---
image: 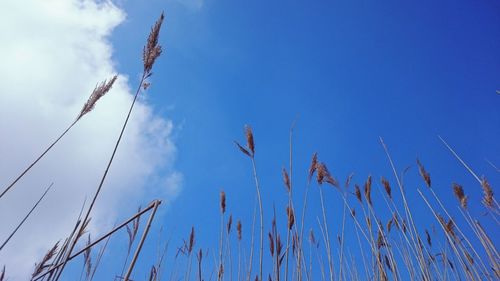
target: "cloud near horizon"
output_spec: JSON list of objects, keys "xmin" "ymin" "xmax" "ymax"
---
[{"xmin": 0, "ymin": 0, "xmax": 181, "ymax": 278}]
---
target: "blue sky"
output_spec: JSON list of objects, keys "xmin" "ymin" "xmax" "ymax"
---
[
  {"xmin": 93, "ymin": 0, "xmax": 500, "ymax": 279},
  {"xmin": 0, "ymin": 0, "xmax": 498, "ymax": 280}
]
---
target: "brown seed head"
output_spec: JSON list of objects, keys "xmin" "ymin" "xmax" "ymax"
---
[
  {"xmin": 446, "ymin": 219, "xmax": 456, "ymax": 239},
  {"xmin": 282, "ymin": 168, "xmax": 291, "ymax": 192},
  {"xmin": 276, "ymin": 234, "xmax": 283, "ymax": 256},
  {"xmin": 188, "ymin": 226, "xmax": 195, "ymax": 253},
  {"xmin": 425, "ymin": 229, "xmax": 432, "ymax": 247},
  {"xmin": 387, "ymin": 218, "xmax": 393, "ymax": 233},
  {"xmin": 77, "ymin": 75, "xmax": 117, "ymax": 120},
  {"xmin": 220, "ymin": 191, "xmax": 226, "ymax": 214},
  {"xmin": 268, "ymin": 232, "xmax": 274, "ymax": 256},
  {"xmin": 381, "ymin": 177, "xmax": 392, "ymax": 199},
  {"xmin": 245, "ymin": 126, "xmax": 255, "ymax": 155},
  {"xmin": 32, "ymin": 241, "xmax": 60, "ymax": 278},
  {"xmin": 377, "ymin": 229, "xmax": 385, "ymax": 249},
  {"xmin": 286, "ymin": 206, "xmax": 295, "ymax": 230},
  {"xmin": 452, "ymin": 183, "xmax": 468, "ymax": 209},
  {"xmin": 417, "ymin": 159, "xmax": 431, "ymax": 188},
  {"xmin": 481, "ymin": 177, "xmax": 494, "ymax": 209},
  {"xmin": 227, "ymin": 215, "xmax": 233, "ymax": 234},
  {"xmin": 354, "ymin": 184, "xmax": 362, "ymax": 203},
  {"xmin": 364, "ymin": 175, "xmax": 373, "ymax": 206},
  {"xmin": 237, "ymin": 220, "xmax": 242, "ymax": 241},
  {"xmin": 308, "ymin": 153, "xmax": 318, "ymax": 183},
  {"xmin": 315, "ymin": 162, "xmax": 339, "ymax": 187},
  {"xmin": 143, "ymin": 12, "xmax": 165, "ymax": 74}
]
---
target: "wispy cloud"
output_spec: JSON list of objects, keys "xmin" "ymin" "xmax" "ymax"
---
[
  {"xmin": 0, "ymin": 0, "xmax": 180, "ymax": 278},
  {"xmin": 173, "ymin": 0, "xmax": 204, "ymax": 11}
]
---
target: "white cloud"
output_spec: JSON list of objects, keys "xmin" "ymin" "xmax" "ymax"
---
[{"xmin": 0, "ymin": 0, "xmax": 180, "ymax": 278}]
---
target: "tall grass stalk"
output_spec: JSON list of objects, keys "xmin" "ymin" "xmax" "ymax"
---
[
  {"xmin": 0, "ymin": 182, "xmax": 53, "ymax": 251},
  {"xmin": 55, "ymin": 13, "xmax": 165, "ymax": 279}
]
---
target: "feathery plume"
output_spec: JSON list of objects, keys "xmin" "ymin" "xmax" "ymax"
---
[
  {"xmin": 268, "ymin": 232, "xmax": 274, "ymax": 256},
  {"xmin": 245, "ymin": 126, "xmax": 255, "ymax": 155},
  {"xmin": 188, "ymin": 226, "xmax": 195, "ymax": 254},
  {"xmin": 77, "ymin": 75, "xmax": 117, "ymax": 120},
  {"xmin": 354, "ymin": 184, "xmax": 362, "ymax": 203},
  {"xmin": 452, "ymin": 183, "xmax": 468, "ymax": 209},
  {"xmin": 282, "ymin": 168, "xmax": 291, "ymax": 192},
  {"xmin": 425, "ymin": 229, "xmax": 432, "ymax": 247},
  {"xmin": 32, "ymin": 241, "xmax": 59, "ymax": 278},
  {"xmin": 417, "ymin": 159, "xmax": 431, "ymax": 188},
  {"xmin": 227, "ymin": 215, "xmax": 233, "ymax": 234},
  {"xmin": 481, "ymin": 177, "xmax": 494, "ymax": 209},
  {"xmin": 364, "ymin": 175, "xmax": 373, "ymax": 206},
  {"xmin": 308, "ymin": 153, "xmax": 318, "ymax": 183},
  {"xmin": 316, "ymin": 162, "xmax": 338, "ymax": 187},
  {"xmin": 381, "ymin": 177, "xmax": 392, "ymax": 199},
  {"xmin": 286, "ymin": 206, "xmax": 295, "ymax": 230},
  {"xmin": 237, "ymin": 220, "xmax": 242, "ymax": 241},
  {"xmin": 220, "ymin": 191, "xmax": 226, "ymax": 214},
  {"xmin": 143, "ymin": 12, "xmax": 165, "ymax": 75}
]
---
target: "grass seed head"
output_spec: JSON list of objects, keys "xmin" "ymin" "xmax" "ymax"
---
[
  {"xmin": 381, "ymin": 177, "xmax": 392, "ymax": 199},
  {"xmin": 227, "ymin": 215, "xmax": 233, "ymax": 234},
  {"xmin": 308, "ymin": 153, "xmax": 318, "ymax": 183},
  {"xmin": 220, "ymin": 191, "xmax": 226, "ymax": 214},
  {"xmin": 32, "ymin": 241, "xmax": 59, "ymax": 278},
  {"xmin": 143, "ymin": 12, "xmax": 164, "ymax": 74},
  {"xmin": 245, "ymin": 126, "xmax": 255, "ymax": 155},
  {"xmin": 425, "ymin": 229, "xmax": 432, "ymax": 247},
  {"xmin": 282, "ymin": 168, "xmax": 291, "ymax": 192},
  {"xmin": 481, "ymin": 177, "xmax": 494, "ymax": 209},
  {"xmin": 417, "ymin": 159, "xmax": 431, "ymax": 188},
  {"xmin": 77, "ymin": 75, "xmax": 117, "ymax": 121},
  {"xmin": 364, "ymin": 175, "xmax": 373, "ymax": 206},
  {"xmin": 452, "ymin": 183, "xmax": 468, "ymax": 209},
  {"xmin": 286, "ymin": 206, "xmax": 295, "ymax": 230},
  {"xmin": 188, "ymin": 226, "xmax": 195, "ymax": 254},
  {"xmin": 354, "ymin": 184, "xmax": 362, "ymax": 203},
  {"xmin": 237, "ymin": 220, "xmax": 242, "ymax": 241},
  {"xmin": 268, "ymin": 232, "xmax": 274, "ymax": 256}
]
